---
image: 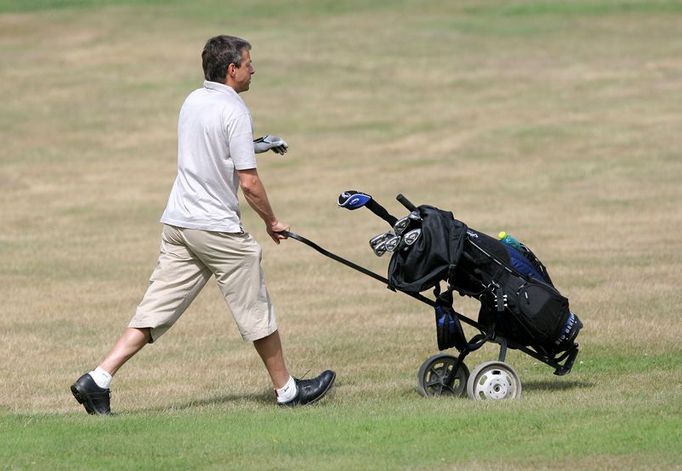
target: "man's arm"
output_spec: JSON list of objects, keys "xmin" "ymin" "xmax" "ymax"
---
[{"xmin": 238, "ymin": 168, "xmax": 289, "ymax": 244}]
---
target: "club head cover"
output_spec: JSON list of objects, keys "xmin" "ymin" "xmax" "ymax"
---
[{"xmin": 338, "ymin": 190, "xmax": 372, "ymax": 210}]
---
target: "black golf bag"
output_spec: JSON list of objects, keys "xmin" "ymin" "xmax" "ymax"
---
[{"xmin": 387, "ymin": 205, "xmax": 582, "ymax": 357}]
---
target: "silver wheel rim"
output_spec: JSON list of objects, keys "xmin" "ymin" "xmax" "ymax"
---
[{"xmin": 466, "ymin": 361, "xmax": 522, "ymax": 400}]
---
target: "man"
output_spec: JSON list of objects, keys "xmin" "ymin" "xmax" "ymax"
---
[{"xmin": 70, "ymin": 35, "xmax": 335, "ymax": 415}]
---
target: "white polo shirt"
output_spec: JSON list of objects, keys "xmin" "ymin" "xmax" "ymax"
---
[{"xmin": 160, "ymin": 81, "xmax": 257, "ymax": 233}]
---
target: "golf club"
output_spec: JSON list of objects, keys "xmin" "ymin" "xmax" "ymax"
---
[
  {"xmin": 338, "ymin": 190, "xmax": 398, "ymax": 226},
  {"xmin": 402, "ymin": 228, "xmax": 422, "ymax": 246},
  {"xmin": 393, "ymin": 216, "xmax": 410, "ymax": 236},
  {"xmin": 384, "ymin": 234, "xmax": 402, "ymax": 252},
  {"xmin": 369, "ymin": 232, "xmax": 392, "ymax": 257}
]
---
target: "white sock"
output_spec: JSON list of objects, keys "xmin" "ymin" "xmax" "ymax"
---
[
  {"xmin": 88, "ymin": 367, "xmax": 112, "ymax": 389},
  {"xmin": 275, "ymin": 376, "xmax": 297, "ymax": 403}
]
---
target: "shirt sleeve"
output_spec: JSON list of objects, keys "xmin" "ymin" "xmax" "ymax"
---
[{"xmin": 226, "ymin": 111, "xmax": 257, "ymax": 170}]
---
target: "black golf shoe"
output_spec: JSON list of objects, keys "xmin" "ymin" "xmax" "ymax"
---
[
  {"xmin": 70, "ymin": 373, "xmax": 111, "ymax": 415},
  {"xmin": 279, "ymin": 370, "xmax": 336, "ymax": 407}
]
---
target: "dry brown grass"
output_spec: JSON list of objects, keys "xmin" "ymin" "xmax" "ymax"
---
[{"xmin": 1, "ymin": 2, "xmax": 681, "ymax": 423}]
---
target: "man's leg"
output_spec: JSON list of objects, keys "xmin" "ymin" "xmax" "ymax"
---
[
  {"xmin": 253, "ymin": 328, "xmax": 336, "ymax": 407},
  {"xmin": 253, "ymin": 330, "xmax": 289, "ymax": 389},
  {"xmin": 71, "ymin": 328, "xmax": 151, "ymax": 415},
  {"xmin": 99, "ymin": 327, "xmax": 151, "ymax": 376},
  {"xmin": 71, "ymin": 225, "xmax": 211, "ymax": 415},
  {"xmin": 187, "ymin": 229, "xmax": 336, "ymax": 406}
]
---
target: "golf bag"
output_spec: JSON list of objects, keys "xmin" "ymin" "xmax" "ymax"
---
[{"xmin": 388, "ymin": 205, "xmax": 582, "ymax": 356}]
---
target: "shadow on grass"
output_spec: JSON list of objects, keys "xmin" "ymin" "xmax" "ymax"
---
[
  {"xmin": 124, "ymin": 390, "xmax": 275, "ymax": 415},
  {"xmin": 522, "ymin": 380, "xmax": 594, "ymax": 392}
]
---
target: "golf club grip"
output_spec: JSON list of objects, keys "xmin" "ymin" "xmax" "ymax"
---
[{"xmin": 396, "ymin": 194, "xmax": 417, "ymax": 212}]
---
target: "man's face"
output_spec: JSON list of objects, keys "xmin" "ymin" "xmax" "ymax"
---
[{"xmin": 228, "ymin": 49, "xmax": 254, "ymax": 93}]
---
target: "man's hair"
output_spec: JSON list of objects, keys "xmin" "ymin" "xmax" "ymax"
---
[{"xmin": 202, "ymin": 35, "xmax": 251, "ymax": 83}]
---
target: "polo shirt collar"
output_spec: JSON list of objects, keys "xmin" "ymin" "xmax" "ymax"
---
[{"xmin": 204, "ymin": 80, "xmax": 237, "ymax": 95}]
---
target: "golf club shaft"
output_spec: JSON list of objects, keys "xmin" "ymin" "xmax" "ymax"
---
[{"xmin": 366, "ymin": 200, "xmax": 398, "ymax": 226}]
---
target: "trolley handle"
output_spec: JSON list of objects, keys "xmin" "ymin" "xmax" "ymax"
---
[{"xmin": 396, "ymin": 193, "xmax": 417, "ymax": 212}]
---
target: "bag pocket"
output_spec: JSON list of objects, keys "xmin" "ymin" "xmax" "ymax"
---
[{"xmin": 511, "ymin": 279, "xmax": 570, "ymax": 347}]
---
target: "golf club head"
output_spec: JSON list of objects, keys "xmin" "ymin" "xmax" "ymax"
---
[
  {"xmin": 394, "ymin": 209, "xmax": 422, "ymax": 236},
  {"xmin": 369, "ymin": 232, "xmax": 391, "ymax": 257},
  {"xmin": 408, "ymin": 210, "xmax": 422, "ymax": 222},
  {"xmin": 373, "ymin": 242, "xmax": 388, "ymax": 257},
  {"xmin": 338, "ymin": 190, "xmax": 372, "ymax": 210},
  {"xmin": 384, "ymin": 234, "xmax": 402, "ymax": 253},
  {"xmin": 402, "ymin": 228, "xmax": 422, "ymax": 246},
  {"xmin": 393, "ymin": 216, "xmax": 410, "ymax": 236}
]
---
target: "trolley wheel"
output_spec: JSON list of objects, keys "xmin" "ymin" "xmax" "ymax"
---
[
  {"xmin": 466, "ymin": 361, "xmax": 522, "ymax": 400},
  {"xmin": 416, "ymin": 353, "xmax": 469, "ymax": 398}
]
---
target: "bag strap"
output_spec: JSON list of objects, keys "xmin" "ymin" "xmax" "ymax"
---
[{"xmin": 445, "ymin": 217, "xmax": 467, "ymax": 287}]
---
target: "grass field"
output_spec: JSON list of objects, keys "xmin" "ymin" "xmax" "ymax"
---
[{"xmin": 1, "ymin": 0, "xmax": 681, "ymax": 469}]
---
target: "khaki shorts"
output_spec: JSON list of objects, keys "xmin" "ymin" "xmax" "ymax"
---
[{"xmin": 129, "ymin": 224, "xmax": 277, "ymax": 342}]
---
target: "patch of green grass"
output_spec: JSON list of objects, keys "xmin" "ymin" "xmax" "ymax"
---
[
  {"xmin": 577, "ymin": 349, "xmax": 681, "ymax": 374},
  {"xmin": 2, "ymin": 395, "xmax": 680, "ymax": 469},
  {"xmin": 0, "ymin": 0, "xmax": 178, "ymax": 13},
  {"xmin": 0, "ymin": 0, "xmax": 407, "ymax": 15},
  {"xmin": 467, "ymin": 0, "xmax": 682, "ymax": 17}
]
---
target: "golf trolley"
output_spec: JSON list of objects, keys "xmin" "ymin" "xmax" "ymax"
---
[{"xmin": 287, "ymin": 192, "xmax": 581, "ymax": 401}]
